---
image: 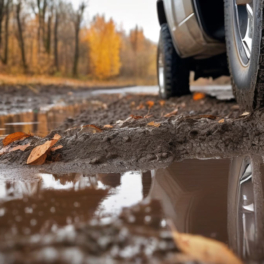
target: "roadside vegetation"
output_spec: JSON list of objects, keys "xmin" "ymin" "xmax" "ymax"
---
[{"xmin": 0, "ymin": 0, "xmax": 157, "ymax": 85}]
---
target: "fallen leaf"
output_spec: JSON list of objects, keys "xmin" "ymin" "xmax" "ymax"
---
[
  {"xmin": 147, "ymin": 121, "xmax": 161, "ymax": 128},
  {"xmin": 0, "ymin": 146, "xmax": 10, "ymax": 156},
  {"xmin": 146, "ymin": 101, "xmax": 155, "ymax": 109},
  {"xmin": 51, "ymin": 145, "xmax": 63, "ymax": 152},
  {"xmin": 144, "ymin": 114, "xmax": 153, "ymax": 119},
  {"xmin": 164, "ymin": 108, "xmax": 178, "ymax": 118},
  {"xmin": 130, "ymin": 115, "xmax": 143, "ymax": 120},
  {"xmin": 159, "ymin": 100, "xmax": 165, "ymax": 107},
  {"xmin": 130, "ymin": 101, "xmax": 136, "ymax": 107},
  {"xmin": 27, "ymin": 134, "xmax": 61, "ymax": 165},
  {"xmin": 104, "ymin": 124, "xmax": 113, "ymax": 129},
  {"xmin": 83, "ymin": 124, "xmax": 103, "ymax": 133},
  {"xmin": 3, "ymin": 132, "xmax": 32, "ymax": 146},
  {"xmin": 10, "ymin": 144, "xmax": 31, "ymax": 152},
  {"xmin": 218, "ymin": 119, "xmax": 225, "ymax": 124},
  {"xmin": 193, "ymin": 92, "xmax": 206, "ymax": 101},
  {"xmin": 168, "ymin": 221, "xmax": 242, "ymax": 264},
  {"xmin": 240, "ymin": 112, "xmax": 250, "ymax": 117},
  {"xmin": 136, "ymin": 103, "xmax": 145, "ymax": 110},
  {"xmin": 30, "ymin": 153, "xmax": 48, "ymax": 166}
]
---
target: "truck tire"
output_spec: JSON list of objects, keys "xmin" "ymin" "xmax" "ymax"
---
[
  {"xmin": 228, "ymin": 156, "xmax": 264, "ymax": 260},
  {"xmin": 157, "ymin": 24, "xmax": 190, "ymax": 99},
  {"xmin": 224, "ymin": 0, "xmax": 264, "ymax": 111}
]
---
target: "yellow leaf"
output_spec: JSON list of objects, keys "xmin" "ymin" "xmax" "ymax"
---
[{"xmin": 147, "ymin": 121, "xmax": 161, "ymax": 128}]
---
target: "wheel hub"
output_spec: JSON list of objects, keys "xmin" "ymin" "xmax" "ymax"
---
[{"xmin": 234, "ymin": 0, "xmax": 254, "ymax": 65}]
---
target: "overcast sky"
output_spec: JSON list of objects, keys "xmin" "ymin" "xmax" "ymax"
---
[{"xmin": 73, "ymin": 0, "xmax": 160, "ymax": 43}]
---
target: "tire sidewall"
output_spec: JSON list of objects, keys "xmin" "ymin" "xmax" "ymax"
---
[{"xmin": 226, "ymin": 0, "xmax": 262, "ymax": 106}]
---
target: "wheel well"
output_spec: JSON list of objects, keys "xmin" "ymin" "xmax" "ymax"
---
[
  {"xmin": 194, "ymin": 0, "xmax": 225, "ymax": 42},
  {"xmin": 157, "ymin": 0, "xmax": 167, "ymax": 25}
]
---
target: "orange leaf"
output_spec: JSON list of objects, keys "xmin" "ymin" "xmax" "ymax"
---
[
  {"xmin": 159, "ymin": 100, "xmax": 165, "ymax": 107},
  {"xmin": 104, "ymin": 124, "xmax": 113, "ymax": 129},
  {"xmin": 30, "ymin": 153, "xmax": 48, "ymax": 166},
  {"xmin": 27, "ymin": 134, "xmax": 61, "ymax": 165},
  {"xmin": 168, "ymin": 221, "xmax": 242, "ymax": 264},
  {"xmin": 130, "ymin": 115, "xmax": 143, "ymax": 120},
  {"xmin": 10, "ymin": 144, "xmax": 31, "ymax": 152},
  {"xmin": 218, "ymin": 119, "xmax": 225, "ymax": 124},
  {"xmin": 164, "ymin": 108, "xmax": 178, "ymax": 118},
  {"xmin": 147, "ymin": 121, "xmax": 161, "ymax": 128},
  {"xmin": 193, "ymin": 93, "xmax": 206, "ymax": 101},
  {"xmin": 146, "ymin": 101, "xmax": 155, "ymax": 109},
  {"xmin": 136, "ymin": 103, "xmax": 145, "ymax": 110},
  {"xmin": 51, "ymin": 145, "xmax": 63, "ymax": 152},
  {"xmin": 3, "ymin": 132, "xmax": 32, "ymax": 146},
  {"xmin": 83, "ymin": 124, "xmax": 103, "ymax": 133}
]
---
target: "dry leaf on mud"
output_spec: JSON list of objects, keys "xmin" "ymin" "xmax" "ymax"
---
[
  {"xmin": 104, "ymin": 124, "xmax": 113, "ymax": 129},
  {"xmin": 10, "ymin": 144, "xmax": 31, "ymax": 152},
  {"xmin": 164, "ymin": 108, "xmax": 178, "ymax": 118},
  {"xmin": 147, "ymin": 121, "xmax": 161, "ymax": 128},
  {"xmin": 27, "ymin": 134, "xmax": 61, "ymax": 165},
  {"xmin": 51, "ymin": 145, "xmax": 63, "ymax": 152},
  {"xmin": 231, "ymin": 105, "xmax": 240, "ymax": 110},
  {"xmin": 240, "ymin": 112, "xmax": 250, "ymax": 117},
  {"xmin": 83, "ymin": 124, "xmax": 103, "ymax": 133},
  {"xmin": 136, "ymin": 103, "xmax": 145, "ymax": 110},
  {"xmin": 193, "ymin": 92, "xmax": 206, "ymax": 101},
  {"xmin": 0, "ymin": 146, "xmax": 10, "ymax": 156},
  {"xmin": 168, "ymin": 221, "xmax": 242, "ymax": 264},
  {"xmin": 3, "ymin": 132, "xmax": 32, "ymax": 146},
  {"xmin": 144, "ymin": 114, "xmax": 153, "ymax": 119},
  {"xmin": 130, "ymin": 115, "xmax": 144, "ymax": 120},
  {"xmin": 146, "ymin": 100, "xmax": 155, "ymax": 109},
  {"xmin": 218, "ymin": 119, "xmax": 225, "ymax": 124},
  {"xmin": 159, "ymin": 100, "xmax": 165, "ymax": 107}
]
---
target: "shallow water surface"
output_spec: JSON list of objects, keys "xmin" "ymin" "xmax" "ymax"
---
[{"xmin": 0, "ymin": 156, "xmax": 263, "ymax": 262}]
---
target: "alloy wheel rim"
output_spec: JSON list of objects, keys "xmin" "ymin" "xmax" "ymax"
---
[{"xmin": 234, "ymin": 0, "xmax": 254, "ymax": 65}]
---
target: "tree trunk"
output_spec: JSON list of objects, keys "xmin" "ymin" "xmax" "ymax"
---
[
  {"xmin": 72, "ymin": 23, "xmax": 80, "ymax": 76},
  {"xmin": 3, "ymin": 0, "xmax": 10, "ymax": 65},
  {"xmin": 0, "ymin": 0, "xmax": 5, "ymax": 49},
  {"xmin": 16, "ymin": 1, "xmax": 27, "ymax": 72},
  {"xmin": 46, "ymin": 13, "xmax": 52, "ymax": 54},
  {"xmin": 72, "ymin": 3, "xmax": 86, "ymax": 77},
  {"xmin": 54, "ymin": 10, "xmax": 59, "ymax": 71}
]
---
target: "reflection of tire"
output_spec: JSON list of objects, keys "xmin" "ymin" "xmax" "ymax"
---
[
  {"xmin": 157, "ymin": 24, "xmax": 190, "ymax": 99},
  {"xmin": 228, "ymin": 156, "xmax": 264, "ymax": 260},
  {"xmin": 224, "ymin": 0, "xmax": 264, "ymax": 111}
]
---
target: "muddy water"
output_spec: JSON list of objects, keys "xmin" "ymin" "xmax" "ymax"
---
[
  {"xmin": 0, "ymin": 103, "xmax": 89, "ymax": 138},
  {"xmin": 0, "ymin": 156, "xmax": 263, "ymax": 262}
]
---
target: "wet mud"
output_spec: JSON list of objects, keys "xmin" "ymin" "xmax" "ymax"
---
[
  {"xmin": 0, "ymin": 91, "xmax": 262, "ymax": 174},
  {"xmin": 1, "ymin": 85, "xmax": 264, "ymax": 263}
]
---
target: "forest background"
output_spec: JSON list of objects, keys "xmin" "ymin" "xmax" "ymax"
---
[{"xmin": 0, "ymin": 0, "xmax": 157, "ymax": 86}]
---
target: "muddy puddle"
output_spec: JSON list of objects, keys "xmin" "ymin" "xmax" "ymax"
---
[
  {"xmin": 0, "ymin": 155, "xmax": 263, "ymax": 263},
  {"xmin": 0, "ymin": 103, "xmax": 90, "ymax": 138}
]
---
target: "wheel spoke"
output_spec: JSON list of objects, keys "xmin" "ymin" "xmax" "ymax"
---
[{"xmin": 242, "ymin": 3, "xmax": 253, "ymax": 59}]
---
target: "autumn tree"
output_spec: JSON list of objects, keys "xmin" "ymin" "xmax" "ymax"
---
[
  {"xmin": 72, "ymin": 1, "xmax": 87, "ymax": 76},
  {"xmin": 87, "ymin": 15, "xmax": 121, "ymax": 79}
]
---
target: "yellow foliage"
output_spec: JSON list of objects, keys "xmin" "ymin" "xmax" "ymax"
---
[{"xmin": 87, "ymin": 16, "xmax": 121, "ymax": 79}]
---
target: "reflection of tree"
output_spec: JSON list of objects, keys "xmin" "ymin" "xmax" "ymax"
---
[
  {"xmin": 97, "ymin": 173, "xmax": 121, "ymax": 188},
  {"xmin": 142, "ymin": 171, "xmax": 152, "ymax": 198}
]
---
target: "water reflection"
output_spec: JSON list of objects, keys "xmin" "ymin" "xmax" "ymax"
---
[
  {"xmin": 149, "ymin": 157, "xmax": 264, "ymax": 262},
  {"xmin": 0, "ymin": 104, "xmax": 88, "ymax": 137}
]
